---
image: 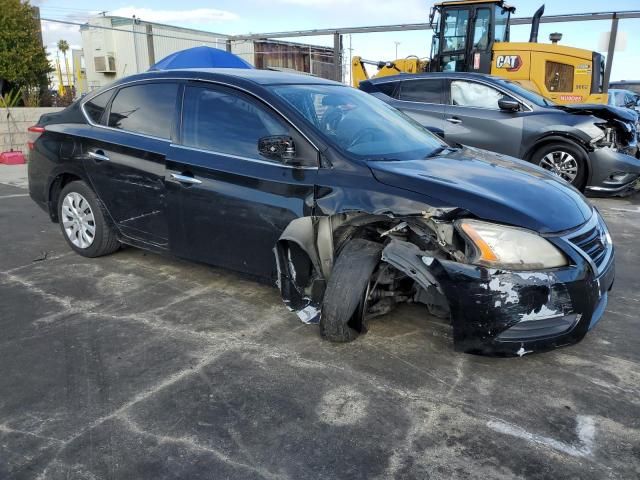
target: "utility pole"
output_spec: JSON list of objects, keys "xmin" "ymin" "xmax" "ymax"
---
[
  {"xmin": 132, "ymin": 15, "xmax": 140, "ymax": 73},
  {"xmin": 394, "ymin": 41, "xmax": 401, "ymax": 58},
  {"xmin": 603, "ymin": 13, "xmax": 618, "ymax": 91},
  {"xmin": 347, "ymin": 34, "xmax": 353, "ymax": 85}
]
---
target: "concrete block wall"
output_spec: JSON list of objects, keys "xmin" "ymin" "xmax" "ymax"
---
[{"xmin": 0, "ymin": 107, "xmax": 63, "ymax": 153}]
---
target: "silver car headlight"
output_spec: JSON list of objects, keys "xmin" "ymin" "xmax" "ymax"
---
[{"xmin": 457, "ymin": 219, "xmax": 569, "ymax": 270}]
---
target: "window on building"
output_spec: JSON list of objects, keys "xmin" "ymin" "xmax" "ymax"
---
[
  {"xmin": 84, "ymin": 90, "xmax": 113, "ymax": 124},
  {"xmin": 545, "ymin": 62, "xmax": 575, "ymax": 93},
  {"xmin": 108, "ymin": 83, "xmax": 178, "ymax": 138},
  {"xmin": 398, "ymin": 79, "xmax": 443, "ymax": 104}
]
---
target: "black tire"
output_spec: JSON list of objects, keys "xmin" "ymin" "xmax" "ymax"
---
[
  {"xmin": 531, "ymin": 142, "xmax": 587, "ymax": 191},
  {"xmin": 320, "ymin": 239, "xmax": 383, "ymax": 342},
  {"xmin": 57, "ymin": 180, "xmax": 120, "ymax": 257}
]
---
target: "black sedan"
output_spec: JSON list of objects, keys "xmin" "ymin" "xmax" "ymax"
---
[
  {"xmin": 28, "ymin": 69, "xmax": 614, "ymax": 355},
  {"xmin": 360, "ymin": 72, "xmax": 640, "ymax": 195}
]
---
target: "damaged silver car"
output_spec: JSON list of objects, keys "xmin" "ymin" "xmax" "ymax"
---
[{"xmin": 28, "ymin": 69, "xmax": 615, "ymax": 355}]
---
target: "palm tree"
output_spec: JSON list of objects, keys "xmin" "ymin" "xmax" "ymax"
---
[{"xmin": 57, "ymin": 40, "xmax": 72, "ymax": 93}]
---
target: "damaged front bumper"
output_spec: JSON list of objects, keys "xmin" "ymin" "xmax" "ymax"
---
[
  {"xmin": 427, "ymin": 256, "xmax": 614, "ymax": 356},
  {"xmin": 380, "ymin": 212, "xmax": 615, "ymax": 356},
  {"xmin": 586, "ymin": 147, "xmax": 640, "ymax": 196}
]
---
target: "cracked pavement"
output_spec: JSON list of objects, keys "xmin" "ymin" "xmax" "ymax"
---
[{"xmin": 1, "ymin": 174, "xmax": 639, "ymax": 479}]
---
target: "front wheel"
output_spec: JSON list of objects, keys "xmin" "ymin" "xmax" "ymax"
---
[
  {"xmin": 531, "ymin": 142, "xmax": 587, "ymax": 191},
  {"xmin": 320, "ymin": 239, "xmax": 383, "ymax": 342}
]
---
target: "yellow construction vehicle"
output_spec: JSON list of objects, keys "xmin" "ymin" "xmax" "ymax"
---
[{"xmin": 352, "ymin": 0, "xmax": 607, "ymax": 104}]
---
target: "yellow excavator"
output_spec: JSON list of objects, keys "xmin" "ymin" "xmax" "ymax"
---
[{"xmin": 352, "ymin": 0, "xmax": 607, "ymax": 105}]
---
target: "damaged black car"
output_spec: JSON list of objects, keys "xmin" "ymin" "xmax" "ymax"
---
[{"xmin": 28, "ymin": 69, "xmax": 615, "ymax": 355}]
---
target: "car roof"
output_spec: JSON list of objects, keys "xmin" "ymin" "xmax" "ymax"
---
[
  {"xmin": 367, "ymin": 72, "xmax": 501, "ymax": 83},
  {"xmin": 112, "ymin": 68, "xmax": 343, "ymax": 87},
  {"xmin": 609, "ymin": 88, "xmax": 636, "ymax": 94}
]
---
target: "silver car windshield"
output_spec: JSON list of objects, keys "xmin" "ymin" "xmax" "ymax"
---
[{"xmin": 270, "ymin": 84, "xmax": 445, "ymax": 160}]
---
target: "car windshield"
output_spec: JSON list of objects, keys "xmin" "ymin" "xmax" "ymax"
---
[
  {"xmin": 495, "ymin": 78, "xmax": 556, "ymax": 107},
  {"xmin": 269, "ymin": 84, "xmax": 445, "ymax": 160}
]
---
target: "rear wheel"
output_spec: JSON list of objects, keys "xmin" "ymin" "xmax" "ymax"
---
[
  {"xmin": 57, "ymin": 181, "xmax": 120, "ymax": 257},
  {"xmin": 531, "ymin": 142, "xmax": 587, "ymax": 190},
  {"xmin": 320, "ymin": 239, "xmax": 383, "ymax": 342}
]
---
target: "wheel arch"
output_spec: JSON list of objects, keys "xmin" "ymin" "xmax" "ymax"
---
[
  {"xmin": 274, "ymin": 212, "xmax": 400, "ymax": 321},
  {"xmin": 47, "ymin": 168, "xmax": 90, "ymax": 223},
  {"xmin": 524, "ymin": 134, "xmax": 593, "ymax": 186}
]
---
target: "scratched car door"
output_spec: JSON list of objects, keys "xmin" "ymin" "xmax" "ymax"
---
[{"xmin": 81, "ymin": 81, "xmax": 179, "ymax": 248}]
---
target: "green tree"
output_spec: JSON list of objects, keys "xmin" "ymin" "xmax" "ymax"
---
[
  {"xmin": 0, "ymin": 0, "xmax": 52, "ymax": 100},
  {"xmin": 57, "ymin": 39, "xmax": 72, "ymax": 90}
]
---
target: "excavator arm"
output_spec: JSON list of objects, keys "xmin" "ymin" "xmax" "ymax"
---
[{"xmin": 351, "ymin": 56, "xmax": 428, "ymax": 87}]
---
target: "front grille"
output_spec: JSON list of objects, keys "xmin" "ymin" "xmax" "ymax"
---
[{"xmin": 567, "ymin": 216, "xmax": 610, "ymax": 271}]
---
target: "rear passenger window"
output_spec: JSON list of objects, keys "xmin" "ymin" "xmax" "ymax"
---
[
  {"xmin": 376, "ymin": 82, "xmax": 398, "ymax": 98},
  {"xmin": 84, "ymin": 90, "xmax": 112, "ymax": 125},
  {"xmin": 182, "ymin": 85, "xmax": 313, "ymax": 164},
  {"xmin": 108, "ymin": 83, "xmax": 178, "ymax": 139},
  {"xmin": 399, "ymin": 79, "xmax": 443, "ymax": 103}
]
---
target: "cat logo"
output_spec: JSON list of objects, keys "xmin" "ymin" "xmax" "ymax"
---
[{"xmin": 495, "ymin": 55, "xmax": 522, "ymax": 72}]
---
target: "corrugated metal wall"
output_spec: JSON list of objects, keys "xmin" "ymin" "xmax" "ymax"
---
[{"xmin": 253, "ymin": 41, "xmax": 336, "ymax": 80}]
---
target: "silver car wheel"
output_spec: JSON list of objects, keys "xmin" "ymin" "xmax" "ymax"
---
[
  {"xmin": 61, "ymin": 192, "xmax": 96, "ymax": 249},
  {"xmin": 539, "ymin": 151, "xmax": 579, "ymax": 183}
]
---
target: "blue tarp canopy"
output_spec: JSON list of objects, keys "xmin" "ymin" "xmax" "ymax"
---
[{"xmin": 149, "ymin": 46, "xmax": 253, "ymax": 71}]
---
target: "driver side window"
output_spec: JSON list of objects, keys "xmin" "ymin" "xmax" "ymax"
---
[
  {"xmin": 451, "ymin": 80, "xmax": 513, "ymax": 109},
  {"xmin": 181, "ymin": 85, "xmax": 316, "ymax": 166}
]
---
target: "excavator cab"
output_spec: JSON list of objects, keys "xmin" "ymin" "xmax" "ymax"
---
[{"xmin": 429, "ymin": 0, "xmax": 515, "ymax": 73}]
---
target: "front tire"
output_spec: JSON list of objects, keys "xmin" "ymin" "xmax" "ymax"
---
[
  {"xmin": 531, "ymin": 142, "xmax": 587, "ymax": 191},
  {"xmin": 320, "ymin": 239, "xmax": 383, "ymax": 342},
  {"xmin": 57, "ymin": 180, "xmax": 120, "ymax": 257}
]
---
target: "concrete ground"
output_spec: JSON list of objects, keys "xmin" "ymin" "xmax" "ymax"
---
[{"xmin": 1, "ymin": 164, "xmax": 639, "ymax": 480}]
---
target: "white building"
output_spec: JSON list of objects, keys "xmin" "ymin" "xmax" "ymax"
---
[
  {"xmin": 79, "ymin": 16, "xmax": 337, "ymax": 92},
  {"xmin": 80, "ymin": 16, "xmax": 229, "ymax": 91}
]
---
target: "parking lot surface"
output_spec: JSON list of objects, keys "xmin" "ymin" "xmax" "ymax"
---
[{"xmin": 1, "ymin": 167, "xmax": 639, "ymax": 479}]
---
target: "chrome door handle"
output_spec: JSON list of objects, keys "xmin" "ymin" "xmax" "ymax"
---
[
  {"xmin": 169, "ymin": 173, "xmax": 202, "ymax": 185},
  {"xmin": 88, "ymin": 151, "xmax": 110, "ymax": 161},
  {"xmin": 446, "ymin": 117, "xmax": 462, "ymax": 124}
]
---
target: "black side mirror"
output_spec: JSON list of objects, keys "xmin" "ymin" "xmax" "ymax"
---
[
  {"xmin": 498, "ymin": 97, "xmax": 521, "ymax": 112},
  {"xmin": 258, "ymin": 135, "xmax": 296, "ymax": 163}
]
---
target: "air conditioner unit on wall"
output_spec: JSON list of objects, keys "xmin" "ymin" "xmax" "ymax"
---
[{"xmin": 94, "ymin": 55, "xmax": 116, "ymax": 73}]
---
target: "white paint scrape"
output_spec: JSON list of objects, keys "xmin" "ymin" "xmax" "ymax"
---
[
  {"xmin": 488, "ymin": 278, "xmax": 519, "ymax": 304},
  {"xmin": 487, "ymin": 415, "xmax": 595, "ymax": 458},
  {"xmin": 520, "ymin": 305, "xmax": 562, "ymax": 321}
]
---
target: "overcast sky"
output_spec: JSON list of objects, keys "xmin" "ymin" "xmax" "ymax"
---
[{"xmin": 36, "ymin": 0, "xmax": 640, "ymax": 81}]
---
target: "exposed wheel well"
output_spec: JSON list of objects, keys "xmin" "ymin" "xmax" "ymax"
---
[{"xmin": 48, "ymin": 173, "xmax": 83, "ymax": 222}]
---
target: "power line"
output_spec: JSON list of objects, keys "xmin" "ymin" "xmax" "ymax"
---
[{"xmin": 40, "ymin": 17, "xmax": 229, "ymax": 45}]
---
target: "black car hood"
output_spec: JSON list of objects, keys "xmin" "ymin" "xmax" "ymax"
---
[
  {"xmin": 369, "ymin": 147, "xmax": 593, "ymax": 233},
  {"xmin": 554, "ymin": 103, "xmax": 637, "ymax": 123}
]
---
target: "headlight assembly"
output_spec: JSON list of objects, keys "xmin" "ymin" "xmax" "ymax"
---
[{"xmin": 457, "ymin": 219, "xmax": 568, "ymax": 270}]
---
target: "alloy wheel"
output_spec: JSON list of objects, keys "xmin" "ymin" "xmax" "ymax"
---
[
  {"xmin": 539, "ymin": 150, "xmax": 579, "ymax": 183},
  {"xmin": 61, "ymin": 192, "xmax": 96, "ymax": 249}
]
